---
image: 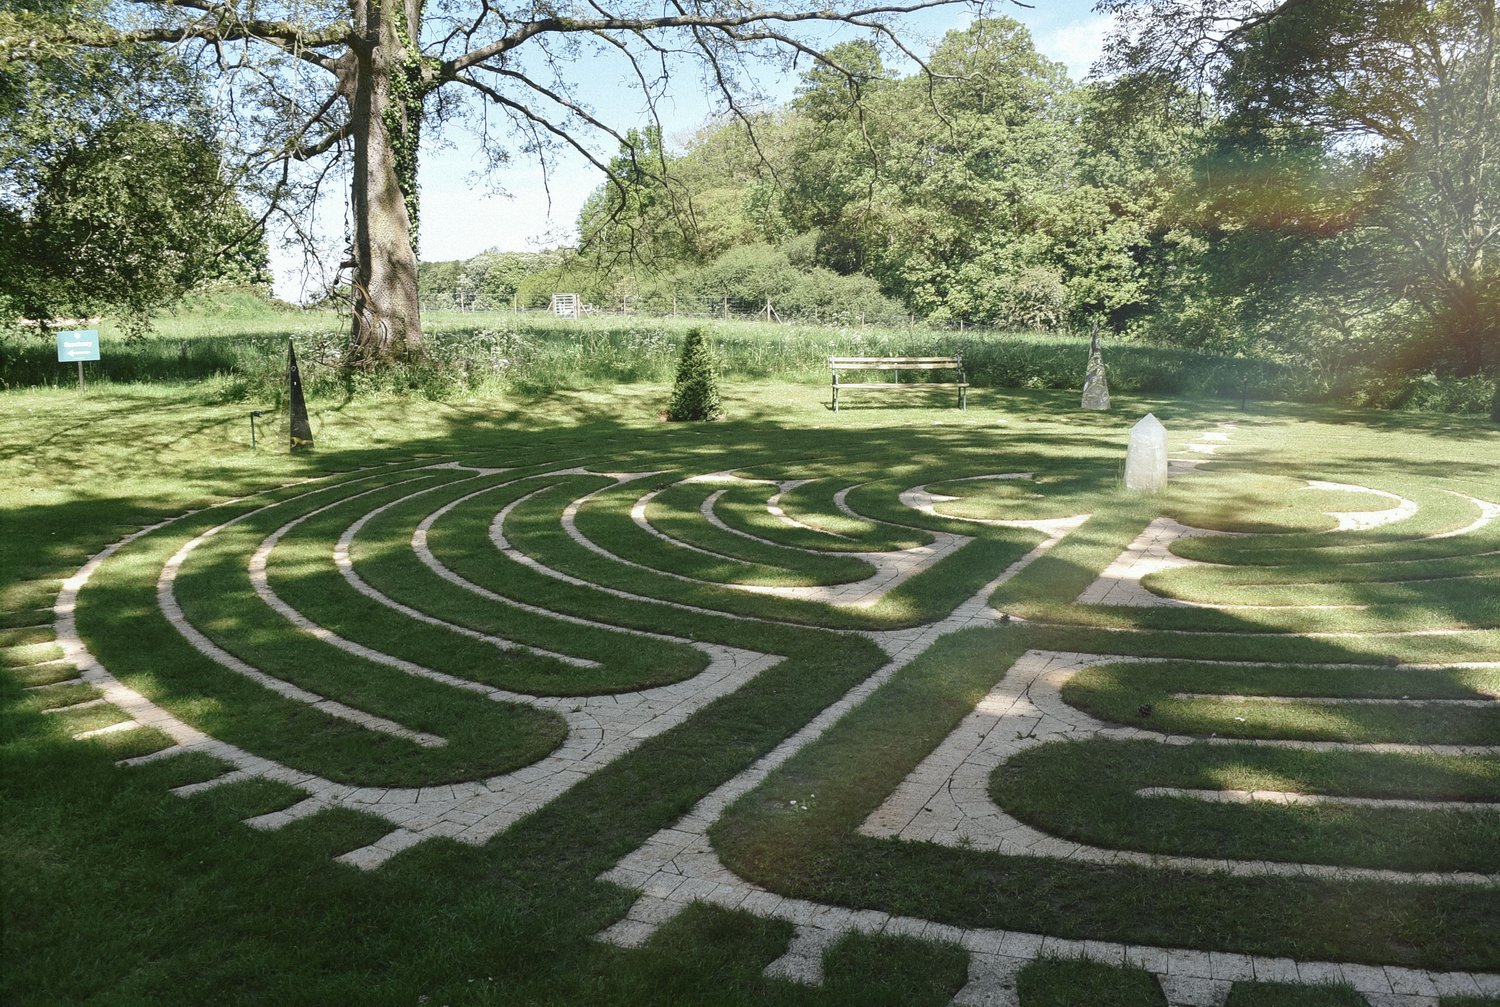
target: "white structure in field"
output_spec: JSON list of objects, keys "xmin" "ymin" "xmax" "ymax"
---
[
  {"xmin": 550, "ymin": 293, "xmax": 581, "ymax": 319},
  {"xmin": 1125, "ymin": 413, "xmax": 1168, "ymax": 493}
]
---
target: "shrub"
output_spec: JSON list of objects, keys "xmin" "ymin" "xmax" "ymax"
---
[
  {"xmin": 1345, "ymin": 372, "xmax": 1497, "ymax": 416},
  {"xmin": 666, "ymin": 327, "xmax": 722, "ymax": 421},
  {"xmin": 641, "ymin": 244, "xmax": 905, "ymax": 325}
]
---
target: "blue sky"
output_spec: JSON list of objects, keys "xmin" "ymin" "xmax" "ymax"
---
[{"xmin": 270, "ymin": 0, "xmax": 1109, "ymax": 299}]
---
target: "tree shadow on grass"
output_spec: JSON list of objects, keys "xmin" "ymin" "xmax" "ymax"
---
[{"xmin": 4, "ymin": 383, "xmax": 1499, "ymax": 1002}]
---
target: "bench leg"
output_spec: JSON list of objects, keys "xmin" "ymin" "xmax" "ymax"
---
[{"xmin": 832, "ymin": 383, "xmax": 839, "ymax": 412}]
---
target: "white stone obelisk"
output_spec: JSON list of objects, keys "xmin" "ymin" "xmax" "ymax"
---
[{"xmin": 1125, "ymin": 413, "xmax": 1168, "ymax": 493}]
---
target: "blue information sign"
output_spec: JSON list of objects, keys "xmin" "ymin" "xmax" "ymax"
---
[{"xmin": 57, "ymin": 329, "xmax": 101, "ymax": 362}]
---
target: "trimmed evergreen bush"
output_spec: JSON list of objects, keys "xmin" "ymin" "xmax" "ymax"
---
[{"xmin": 666, "ymin": 327, "xmax": 722, "ymax": 421}]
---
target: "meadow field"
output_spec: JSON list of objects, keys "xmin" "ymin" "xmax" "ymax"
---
[
  {"xmin": 1, "ymin": 307, "xmax": 1322, "ymax": 406},
  {"xmin": 2, "ymin": 317, "xmax": 1498, "ymax": 1006}
]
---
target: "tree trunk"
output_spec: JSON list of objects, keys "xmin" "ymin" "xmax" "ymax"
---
[{"xmin": 346, "ymin": 0, "xmax": 424, "ymax": 364}]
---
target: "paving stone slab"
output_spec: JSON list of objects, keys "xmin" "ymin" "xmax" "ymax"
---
[
  {"xmin": 951, "ymin": 953, "xmax": 1025, "ymax": 1007},
  {"xmin": 1158, "ymin": 975, "xmax": 1232, "ymax": 1006}
]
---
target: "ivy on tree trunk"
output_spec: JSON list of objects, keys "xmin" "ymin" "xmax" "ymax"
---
[
  {"xmin": 348, "ymin": 0, "xmax": 428, "ymax": 365},
  {"xmin": 27, "ymin": 0, "xmax": 966, "ymax": 365}
]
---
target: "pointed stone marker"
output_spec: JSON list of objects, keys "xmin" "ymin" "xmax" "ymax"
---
[
  {"xmin": 288, "ymin": 339, "xmax": 314, "ymax": 452},
  {"xmin": 1081, "ymin": 322, "xmax": 1110, "ymax": 411},
  {"xmin": 1125, "ymin": 413, "xmax": 1167, "ymax": 493}
]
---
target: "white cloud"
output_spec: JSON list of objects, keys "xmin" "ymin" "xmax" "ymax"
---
[{"xmin": 1039, "ymin": 13, "xmax": 1115, "ymax": 81}]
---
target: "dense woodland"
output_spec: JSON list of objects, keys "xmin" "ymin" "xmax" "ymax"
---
[
  {"xmin": 420, "ymin": 10, "xmax": 1499, "ymax": 412},
  {"xmin": 3, "ymin": 3, "xmax": 1497, "ymax": 413}
]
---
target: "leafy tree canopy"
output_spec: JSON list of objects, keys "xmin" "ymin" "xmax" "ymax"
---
[
  {"xmin": 1101, "ymin": 0, "xmax": 1499, "ymax": 389},
  {"xmin": 1, "ymin": 11, "xmax": 269, "ymax": 332},
  {"xmin": 3, "ymin": 0, "xmax": 972, "ymax": 361}
]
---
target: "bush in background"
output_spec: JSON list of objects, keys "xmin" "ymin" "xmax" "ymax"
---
[
  {"xmin": 1344, "ymin": 372, "xmax": 1497, "ymax": 415},
  {"xmin": 641, "ymin": 244, "xmax": 905, "ymax": 325},
  {"xmin": 665, "ymin": 327, "xmax": 722, "ymax": 420}
]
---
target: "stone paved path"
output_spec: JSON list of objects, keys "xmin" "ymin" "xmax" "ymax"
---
[
  {"xmin": 587, "ymin": 430, "xmax": 1499, "ymax": 1004},
  {"xmin": 41, "ymin": 433, "xmax": 1500, "ymax": 1004},
  {"xmin": 860, "ymin": 649, "xmax": 1498, "ymax": 886},
  {"xmin": 56, "ymin": 466, "xmax": 783, "ymax": 867},
  {"xmin": 621, "ymin": 472, "xmax": 974, "ymax": 607},
  {"xmin": 1076, "ymin": 517, "xmax": 1233, "ymax": 608}
]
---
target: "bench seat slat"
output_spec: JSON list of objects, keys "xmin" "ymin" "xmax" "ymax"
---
[{"xmin": 834, "ymin": 382, "xmax": 969, "ymax": 389}]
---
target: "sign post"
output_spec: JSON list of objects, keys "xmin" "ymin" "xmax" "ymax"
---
[{"xmin": 56, "ymin": 330, "xmax": 100, "ymax": 391}]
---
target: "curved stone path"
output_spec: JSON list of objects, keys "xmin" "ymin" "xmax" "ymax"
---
[
  {"xmin": 159, "ymin": 475, "xmax": 448, "ymax": 747},
  {"xmin": 37, "ymin": 428, "xmax": 1499, "ymax": 1005},
  {"xmin": 591, "ymin": 425, "xmax": 1499, "ymax": 1006},
  {"xmin": 55, "ymin": 465, "xmax": 783, "ymax": 868},
  {"xmin": 858, "ymin": 649, "xmax": 1499, "ymax": 886}
]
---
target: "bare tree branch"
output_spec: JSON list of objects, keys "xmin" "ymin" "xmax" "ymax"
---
[{"xmin": 447, "ymin": 0, "xmax": 971, "ymax": 73}]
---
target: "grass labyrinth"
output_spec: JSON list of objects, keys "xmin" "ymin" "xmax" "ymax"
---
[{"xmin": 3, "ymin": 386, "xmax": 1498, "ymax": 1005}]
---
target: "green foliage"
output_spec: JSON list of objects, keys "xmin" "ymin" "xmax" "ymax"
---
[
  {"xmin": 576, "ymin": 121, "xmax": 793, "ymax": 273},
  {"xmin": 771, "ymin": 18, "xmax": 1201, "ymax": 331},
  {"xmin": 165, "ymin": 286, "xmax": 295, "ymax": 319},
  {"xmin": 539, "ymin": 6, "xmax": 1499, "ymax": 403},
  {"xmin": 564, "ymin": 19, "xmax": 1195, "ymax": 335},
  {"xmin": 642, "ymin": 244, "xmax": 904, "ymax": 324},
  {"xmin": 2, "ymin": 118, "xmax": 268, "ymax": 335},
  {"xmin": 1344, "ymin": 373, "xmax": 1500, "ymax": 416},
  {"xmin": 574, "ymin": 126, "xmax": 696, "ymax": 267},
  {"xmin": 0, "ymin": 36, "xmax": 270, "ymax": 333},
  {"xmin": 0, "ymin": 312, "xmax": 1331, "ymax": 410},
  {"xmin": 419, "ymin": 249, "xmax": 566, "ymax": 310},
  {"xmin": 383, "ymin": 0, "xmax": 429, "ymax": 255},
  {"xmin": 666, "ymin": 326, "xmax": 723, "ymax": 421},
  {"xmin": 1100, "ymin": 0, "xmax": 1500, "ymax": 387},
  {"xmin": 0, "ymin": 9, "xmax": 187, "ymax": 205}
]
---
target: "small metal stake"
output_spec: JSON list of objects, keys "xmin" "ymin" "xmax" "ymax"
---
[
  {"xmin": 250, "ymin": 410, "xmax": 264, "ymax": 449},
  {"xmin": 77, "ymin": 360, "xmax": 84, "ymax": 392}
]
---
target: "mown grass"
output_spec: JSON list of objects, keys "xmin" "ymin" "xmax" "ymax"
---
[
  {"xmin": 709, "ymin": 628, "xmax": 1500, "ymax": 969},
  {"xmin": 1226, "ymin": 982, "xmax": 1366, "ymax": 1006},
  {"xmin": 1064, "ymin": 661, "xmax": 1500, "ymax": 744},
  {"xmin": 4, "ymin": 373, "xmax": 1499, "ymax": 1005},
  {"xmin": 1017, "ymin": 958, "xmax": 1167, "ymax": 1007},
  {"xmin": 992, "ymin": 740, "xmax": 1500, "ymax": 872},
  {"xmin": 349, "ymin": 480, "xmax": 714, "ymax": 693},
  {"xmin": 714, "ymin": 478, "xmax": 934, "ymax": 552},
  {"xmin": 640, "ymin": 481, "xmax": 878, "ymax": 583}
]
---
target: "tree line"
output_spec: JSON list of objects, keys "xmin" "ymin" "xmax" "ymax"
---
[
  {"xmin": 546, "ymin": 9, "xmax": 1496, "ymax": 411},
  {"xmin": 9, "ymin": 0, "xmax": 971, "ymax": 363},
  {"xmin": 5, "ymin": 0, "xmax": 1496, "ymax": 414}
]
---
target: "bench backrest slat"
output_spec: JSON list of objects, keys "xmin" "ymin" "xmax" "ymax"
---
[{"xmin": 829, "ymin": 356, "xmax": 961, "ymax": 370}]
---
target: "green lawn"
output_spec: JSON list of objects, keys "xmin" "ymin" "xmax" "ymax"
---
[{"xmin": 3, "ymin": 375, "xmax": 1498, "ymax": 1005}]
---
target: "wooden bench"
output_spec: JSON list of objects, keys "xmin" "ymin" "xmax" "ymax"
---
[{"xmin": 829, "ymin": 356, "xmax": 968, "ymax": 412}]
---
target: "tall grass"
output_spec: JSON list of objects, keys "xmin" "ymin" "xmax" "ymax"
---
[{"xmin": 0, "ymin": 309, "xmax": 1349, "ymax": 407}]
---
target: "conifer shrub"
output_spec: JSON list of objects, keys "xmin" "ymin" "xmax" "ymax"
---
[{"xmin": 666, "ymin": 326, "xmax": 722, "ymax": 420}]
